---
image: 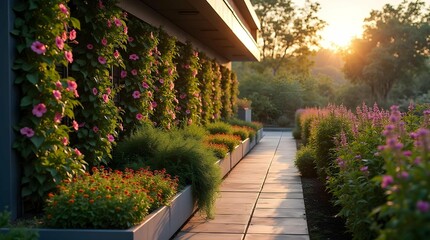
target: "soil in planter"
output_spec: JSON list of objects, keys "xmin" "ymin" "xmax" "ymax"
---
[{"xmin": 301, "ymin": 177, "xmax": 352, "ymax": 240}]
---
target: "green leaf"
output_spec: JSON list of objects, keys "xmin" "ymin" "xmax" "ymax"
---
[
  {"xmin": 14, "ymin": 76, "xmax": 24, "ymax": 84},
  {"xmin": 26, "ymin": 73, "xmax": 38, "ymax": 84},
  {"xmin": 35, "ymin": 174, "xmax": 46, "ymax": 185},
  {"xmin": 10, "ymin": 29, "xmax": 20, "ymax": 36},
  {"xmin": 70, "ymin": 17, "xmax": 81, "ymax": 30},
  {"xmin": 16, "ymin": 43, "xmax": 26, "ymax": 53},
  {"xmin": 13, "ymin": 2, "xmax": 27, "ymax": 12},
  {"xmin": 21, "ymin": 187, "xmax": 32, "ymax": 197},
  {"xmin": 28, "ymin": 0, "xmax": 37, "ymax": 10},
  {"xmin": 75, "ymin": 59, "xmax": 86, "ymax": 66},
  {"xmin": 30, "ymin": 135, "xmax": 44, "ymax": 149},
  {"xmin": 20, "ymin": 96, "xmax": 33, "ymax": 107}
]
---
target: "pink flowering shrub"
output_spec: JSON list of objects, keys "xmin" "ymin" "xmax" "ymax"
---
[
  {"xmin": 174, "ymin": 42, "xmax": 202, "ymax": 126},
  {"xmin": 13, "ymin": 0, "xmax": 84, "ymax": 202},
  {"xmin": 70, "ymin": 0, "xmax": 128, "ymax": 165}
]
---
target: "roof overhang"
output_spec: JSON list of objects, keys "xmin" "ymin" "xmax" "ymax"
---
[{"xmin": 118, "ymin": 0, "xmax": 260, "ymax": 62}]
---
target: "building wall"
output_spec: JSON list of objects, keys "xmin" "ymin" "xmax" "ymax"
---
[{"xmin": 0, "ymin": 0, "xmax": 20, "ymax": 219}]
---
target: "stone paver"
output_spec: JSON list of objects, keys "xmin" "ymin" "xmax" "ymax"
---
[{"xmin": 173, "ymin": 131, "xmax": 308, "ymax": 240}]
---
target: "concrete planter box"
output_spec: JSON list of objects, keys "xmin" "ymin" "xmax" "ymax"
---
[
  {"xmin": 242, "ymin": 138, "xmax": 250, "ymax": 156},
  {"xmin": 3, "ymin": 186, "xmax": 194, "ymax": 240},
  {"xmin": 216, "ymin": 153, "xmax": 231, "ymax": 178},
  {"xmin": 237, "ymin": 108, "xmax": 252, "ymax": 122},
  {"xmin": 250, "ymin": 136, "xmax": 256, "ymax": 149},
  {"xmin": 257, "ymin": 129, "xmax": 263, "ymax": 142},
  {"xmin": 230, "ymin": 143, "xmax": 243, "ymax": 168}
]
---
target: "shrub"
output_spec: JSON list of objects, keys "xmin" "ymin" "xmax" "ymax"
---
[
  {"xmin": 112, "ymin": 125, "xmax": 221, "ymax": 218},
  {"xmin": 226, "ymin": 118, "xmax": 257, "ymax": 140},
  {"xmin": 232, "ymin": 126, "xmax": 249, "ymax": 140},
  {"xmin": 44, "ymin": 167, "xmax": 178, "ymax": 229},
  {"xmin": 205, "ymin": 122, "xmax": 233, "ymax": 135},
  {"xmin": 295, "ymin": 145, "xmax": 317, "ymax": 177},
  {"xmin": 174, "ymin": 124, "xmax": 208, "ymax": 141},
  {"xmin": 293, "ymin": 109, "xmax": 304, "ymax": 139},
  {"xmin": 0, "ymin": 210, "xmax": 39, "ymax": 240},
  {"xmin": 205, "ymin": 143, "xmax": 229, "ymax": 159},
  {"xmin": 206, "ymin": 134, "xmax": 241, "ymax": 152}
]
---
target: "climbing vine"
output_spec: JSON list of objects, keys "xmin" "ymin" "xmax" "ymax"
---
[
  {"xmin": 220, "ymin": 66, "xmax": 233, "ymax": 119},
  {"xmin": 198, "ymin": 54, "xmax": 215, "ymax": 125},
  {"xmin": 212, "ymin": 60, "xmax": 223, "ymax": 121}
]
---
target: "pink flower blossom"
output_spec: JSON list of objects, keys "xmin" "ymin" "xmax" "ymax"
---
[
  {"xmin": 417, "ymin": 200, "xmax": 430, "ymax": 213},
  {"xmin": 98, "ymin": 56, "xmax": 106, "ymax": 64},
  {"xmin": 360, "ymin": 166, "xmax": 368, "ymax": 173},
  {"xmin": 192, "ymin": 69, "xmax": 198, "ymax": 77},
  {"xmin": 120, "ymin": 70, "xmax": 127, "ymax": 78},
  {"xmin": 186, "ymin": 109, "xmax": 191, "ymax": 114},
  {"xmin": 170, "ymin": 82, "xmax": 174, "ymax": 90},
  {"xmin": 32, "ymin": 103, "xmax": 47, "ymax": 117},
  {"xmin": 65, "ymin": 51, "xmax": 73, "ymax": 63},
  {"xmin": 123, "ymin": 26, "xmax": 128, "ymax": 34},
  {"xmin": 102, "ymin": 94, "xmax": 109, "ymax": 103},
  {"xmin": 180, "ymin": 93, "xmax": 187, "ymax": 99},
  {"xmin": 101, "ymin": 38, "xmax": 107, "ymax": 46},
  {"xmin": 132, "ymin": 91, "xmax": 141, "ymax": 99},
  {"xmin": 87, "ymin": 44, "xmax": 93, "ymax": 50},
  {"xmin": 98, "ymin": 0, "xmax": 104, "ymax": 8},
  {"xmin": 92, "ymin": 88, "xmax": 98, "ymax": 95},
  {"xmin": 168, "ymin": 68, "xmax": 173, "ymax": 76},
  {"xmin": 67, "ymin": 80, "xmax": 77, "ymax": 91},
  {"xmin": 128, "ymin": 36, "xmax": 134, "ymax": 42},
  {"xmin": 61, "ymin": 137, "xmax": 69, "ymax": 146},
  {"xmin": 381, "ymin": 175, "xmax": 394, "ymax": 188},
  {"xmin": 107, "ymin": 20, "xmax": 112, "ymax": 28},
  {"xmin": 129, "ymin": 54, "xmax": 139, "ymax": 60},
  {"xmin": 53, "ymin": 90, "xmax": 62, "ymax": 100},
  {"xmin": 151, "ymin": 101, "xmax": 157, "ymax": 108},
  {"xmin": 56, "ymin": 36, "xmax": 64, "ymax": 50},
  {"xmin": 106, "ymin": 88, "xmax": 111, "ymax": 95},
  {"xmin": 142, "ymin": 82, "xmax": 149, "ymax": 89},
  {"xmin": 184, "ymin": 64, "xmax": 190, "ymax": 69},
  {"xmin": 54, "ymin": 112, "xmax": 62, "ymax": 123},
  {"xmin": 59, "ymin": 3, "xmax": 68, "ymax": 15},
  {"xmin": 62, "ymin": 31, "xmax": 68, "ymax": 41},
  {"xmin": 93, "ymin": 126, "xmax": 99, "ymax": 133},
  {"xmin": 20, "ymin": 127, "xmax": 34, "ymax": 138},
  {"xmin": 69, "ymin": 30, "xmax": 76, "ymax": 40},
  {"xmin": 159, "ymin": 78, "xmax": 164, "ymax": 84},
  {"xmin": 55, "ymin": 81, "xmax": 63, "ymax": 89},
  {"xmin": 113, "ymin": 50, "xmax": 120, "ymax": 59},
  {"xmin": 114, "ymin": 18, "xmax": 121, "ymax": 27},
  {"xmin": 31, "ymin": 41, "xmax": 46, "ymax": 55},
  {"xmin": 136, "ymin": 113, "xmax": 143, "ymax": 120},
  {"xmin": 72, "ymin": 120, "xmax": 79, "ymax": 131},
  {"xmin": 107, "ymin": 134, "xmax": 114, "ymax": 142},
  {"xmin": 74, "ymin": 148, "xmax": 82, "ymax": 156},
  {"xmin": 398, "ymin": 171, "xmax": 409, "ymax": 179},
  {"xmin": 131, "ymin": 69, "xmax": 138, "ymax": 76},
  {"xmin": 147, "ymin": 91, "xmax": 153, "ymax": 97}
]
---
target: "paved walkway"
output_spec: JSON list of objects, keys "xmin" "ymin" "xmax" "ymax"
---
[{"xmin": 174, "ymin": 131, "xmax": 309, "ymax": 240}]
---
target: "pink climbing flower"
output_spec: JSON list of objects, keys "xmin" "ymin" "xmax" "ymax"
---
[
  {"xmin": 147, "ymin": 91, "xmax": 153, "ymax": 97},
  {"xmin": 87, "ymin": 44, "xmax": 93, "ymax": 50},
  {"xmin": 93, "ymin": 126, "xmax": 99, "ymax": 133},
  {"xmin": 61, "ymin": 137, "xmax": 69, "ymax": 146},
  {"xmin": 417, "ymin": 200, "xmax": 430, "ymax": 213},
  {"xmin": 136, "ymin": 113, "xmax": 143, "ymax": 120},
  {"xmin": 142, "ymin": 82, "xmax": 149, "ymax": 89},
  {"xmin": 20, "ymin": 127, "xmax": 34, "ymax": 138},
  {"xmin": 62, "ymin": 31, "xmax": 68, "ymax": 41},
  {"xmin": 92, "ymin": 87, "xmax": 98, "ymax": 95},
  {"xmin": 98, "ymin": 56, "xmax": 106, "ymax": 64},
  {"xmin": 102, "ymin": 94, "xmax": 109, "ymax": 103},
  {"xmin": 106, "ymin": 88, "xmax": 111, "ymax": 95},
  {"xmin": 69, "ymin": 30, "xmax": 76, "ymax": 40},
  {"xmin": 53, "ymin": 90, "xmax": 62, "ymax": 101},
  {"xmin": 32, "ymin": 103, "xmax": 47, "ymax": 117},
  {"xmin": 168, "ymin": 68, "xmax": 173, "ymax": 76},
  {"xmin": 129, "ymin": 54, "xmax": 139, "ymax": 60},
  {"xmin": 192, "ymin": 69, "xmax": 198, "ymax": 77},
  {"xmin": 186, "ymin": 109, "xmax": 191, "ymax": 114},
  {"xmin": 169, "ymin": 81, "xmax": 174, "ymax": 90},
  {"xmin": 107, "ymin": 20, "xmax": 112, "ymax": 28},
  {"xmin": 74, "ymin": 148, "xmax": 82, "ymax": 157},
  {"xmin": 180, "ymin": 93, "xmax": 187, "ymax": 99},
  {"xmin": 381, "ymin": 175, "xmax": 394, "ymax": 189},
  {"xmin": 184, "ymin": 64, "xmax": 190, "ymax": 69},
  {"xmin": 132, "ymin": 91, "xmax": 141, "ymax": 99},
  {"xmin": 59, "ymin": 3, "xmax": 68, "ymax": 15},
  {"xmin": 31, "ymin": 41, "xmax": 46, "ymax": 55},
  {"xmin": 131, "ymin": 69, "xmax": 138, "ymax": 76},
  {"xmin": 56, "ymin": 36, "xmax": 64, "ymax": 50},
  {"xmin": 159, "ymin": 78, "xmax": 164, "ymax": 84},
  {"xmin": 123, "ymin": 26, "xmax": 128, "ymax": 34},
  {"xmin": 114, "ymin": 18, "xmax": 121, "ymax": 27},
  {"xmin": 101, "ymin": 38, "xmax": 107, "ymax": 46},
  {"xmin": 107, "ymin": 134, "xmax": 114, "ymax": 142},
  {"xmin": 72, "ymin": 120, "xmax": 79, "ymax": 131},
  {"xmin": 54, "ymin": 112, "xmax": 62, "ymax": 123},
  {"xmin": 67, "ymin": 80, "xmax": 77, "ymax": 91},
  {"xmin": 120, "ymin": 70, "xmax": 127, "ymax": 78},
  {"xmin": 151, "ymin": 101, "xmax": 157, "ymax": 108},
  {"xmin": 128, "ymin": 36, "xmax": 134, "ymax": 42},
  {"xmin": 55, "ymin": 81, "xmax": 63, "ymax": 89},
  {"xmin": 65, "ymin": 51, "xmax": 73, "ymax": 63},
  {"xmin": 113, "ymin": 50, "xmax": 120, "ymax": 59}
]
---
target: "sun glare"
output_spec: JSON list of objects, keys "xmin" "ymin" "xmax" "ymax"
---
[{"xmin": 320, "ymin": 25, "xmax": 360, "ymax": 51}]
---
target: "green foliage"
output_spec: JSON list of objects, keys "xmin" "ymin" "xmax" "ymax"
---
[
  {"xmin": 197, "ymin": 54, "xmax": 215, "ymax": 125},
  {"xmin": 232, "ymin": 126, "xmax": 250, "ymax": 141},
  {"xmin": 175, "ymin": 42, "xmax": 201, "ymax": 126},
  {"xmin": 151, "ymin": 30, "xmax": 178, "ymax": 129},
  {"xmin": 211, "ymin": 62, "xmax": 223, "ymax": 121},
  {"xmin": 44, "ymin": 167, "xmax": 178, "ymax": 229},
  {"xmin": 70, "ymin": 0, "xmax": 127, "ymax": 165},
  {"xmin": 0, "ymin": 210, "xmax": 39, "ymax": 240},
  {"xmin": 206, "ymin": 134, "xmax": 241, "ymax": 152},
  {"xmin": 205, "ymin": 122, "xmax": 233, "ymax": 135},
  {"xmin": 220, "ymin": 66, "xmax": 233, "ymax": 119},
  {"xmin": 230, "ymin": 72, "xmax": 239, "ymax": 116},
  {"xmin": 343, "ymin": 0, "xmax": 430, "ymax": 102},
  {"xmin": 295, "ymin": 145, "xmax": 317, "ymax": 178},
  {"xmin": 118, "ymin": 16, "xmax": 158, "ymax": 137},
  {"xmin": 13, "ymin": 0, "xmax": 85, "ymax": 204},
  {"xmin": 205, "ymin": 143, "xmax": 229, "ymax": 159},
  {"xmin": 292, "ymin": 109, "xmax": 303, "ymax": 139},
  {"xmin": 112, "ymin": 125, "xmax": 221, "ymax": 218}
]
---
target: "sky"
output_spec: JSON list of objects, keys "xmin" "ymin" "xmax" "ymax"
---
[{"xmin": 294, "ymin": 0, "xmax": 430, "ymax": 49}]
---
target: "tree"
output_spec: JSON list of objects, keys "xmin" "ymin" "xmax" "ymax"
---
[
  {"xmin": 251, "ymin": 0, "xmax": 326, "ymax": 75},
  {"xmin": 343, "ymin": 0, "xmax": 430, "ymax": 103}
]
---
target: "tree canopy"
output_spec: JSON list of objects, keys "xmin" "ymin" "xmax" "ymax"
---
[
  {"xmin": 343, "ymin": 0, "xmax": 430, "ymax": 103},
  {"xmin": 251, "ymin": 0, "xmax": 326, "ymax": 75}
]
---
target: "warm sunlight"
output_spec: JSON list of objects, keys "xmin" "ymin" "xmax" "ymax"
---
[{"xmin": 320, "ymin": 25, "xmax": 359, "ymax": 50}]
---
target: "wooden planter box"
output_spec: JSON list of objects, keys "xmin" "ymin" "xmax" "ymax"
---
[
  {"xmin": 230, "ymin": 143, "xmax": 243, "ymax": 168},
  {"xmin": 216, "ymin": 153, "xmax": 231, "ymax": 178},
  {"xmin": 2, "ymin": 186, "xmax": 194, "ymax": 240},
  {"xmin": 242, "ymin": 138, "xmax": 250, "ymax": 156}
]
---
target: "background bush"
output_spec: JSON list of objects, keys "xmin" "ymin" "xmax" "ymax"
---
[{"xmin": 295, "ymin": 145, "xmax": 317, "ymax": 177}]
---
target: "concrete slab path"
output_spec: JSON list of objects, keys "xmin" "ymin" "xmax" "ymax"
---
[{"xmin": 174, "ymin": 131, "xmax": 309, "ymax": 240}]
